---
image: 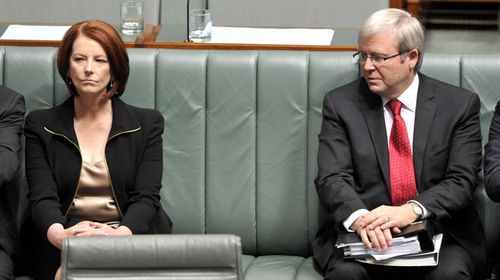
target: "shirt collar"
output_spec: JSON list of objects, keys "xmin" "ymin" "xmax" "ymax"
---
[{"xmin": 381, "ymin": 73, "xmax": 419, "ymax": 112}]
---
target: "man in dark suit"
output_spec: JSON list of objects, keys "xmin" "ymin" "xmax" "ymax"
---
[
  {"xmin": 0, "ymin": 86, "xmax": 25, "ymax": 279},
  {"xmin": 313, "ymin": 8, "xmax": 487, "ymax": 280}
]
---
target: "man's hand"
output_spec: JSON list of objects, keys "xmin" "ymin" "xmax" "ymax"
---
[
  {"xmin": 363, "ymin": 204, "xmax": 418, "ymax": 231},
  {"xmin": 357, "ymin": 226, "xmax": 393, "ymax": 251},
  {"xmin": 351, "ymin": 214, "xmax": 394, "ymax": 251},
  {"xmin": 350, "ymin": 204, "xmax": 419, "ymax": 251}
]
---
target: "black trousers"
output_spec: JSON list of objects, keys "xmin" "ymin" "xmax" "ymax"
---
[
  {"xmin": 324, "ymin": 236, "xmax": 474, "ymax": 280},
  {"xmin": 0, "ymin": 249, "xmax": 14, "ymax": 280},
  {"xmin": 18, "ymin": 220, "xmax": 60, "ymax": 280}
]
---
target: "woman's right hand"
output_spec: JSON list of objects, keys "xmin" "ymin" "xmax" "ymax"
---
[
  {"xmin": 47, "ymin": 221, "xmax": 97, "ymax": 249},
  {"xmin": 47, "ymin": 223, "xmax": 73, "ymax": 249}
]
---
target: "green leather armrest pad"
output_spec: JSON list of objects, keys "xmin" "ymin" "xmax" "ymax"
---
[{"xmin": 61, "ymin": 234, "xmax": 242, "ymax": 269}]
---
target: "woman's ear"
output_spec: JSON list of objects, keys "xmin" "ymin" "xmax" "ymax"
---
[
  {"xmin": 107, "ymin": 80, "xmax": 115, "ymax": 92},
  {"xmin": 66, "ymin": 72, "xmax": 73, "ymax": 85}
]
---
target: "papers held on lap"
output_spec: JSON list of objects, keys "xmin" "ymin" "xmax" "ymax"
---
[
  {"xmin": 335, "ymin": 221, "xmax": 442, "ymax": 266},
  {"xmin": 338, "ymin": 235, "xmax": 422, "ymax": 261},
  {"xmin": 356, "ymin": 234, "xmax": 443, "ymax": 267}
]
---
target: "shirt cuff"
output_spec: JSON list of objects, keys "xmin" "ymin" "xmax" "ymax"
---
[
  {"xmin": 408, "ymin": 199, "xmax": 429, "ymax": 219},
  {"xmin": 343, "ymin": 209, "xmax": 369, "ymax": 232}
]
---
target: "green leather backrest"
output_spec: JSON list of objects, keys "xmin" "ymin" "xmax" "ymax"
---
[
  {"xmin": 0, "ymin": 46, "xmax": 498, "ymax": 258},
  {"xmin": 420, "ymin": 53, "xmax": 461, "ymax": 87},
  {"xmin": 154, "ymin": 49, "xmax": 358, "ymax": 255},
  {"xmin": 462, "ymin": 54, "xmax": 500, "ymax": 258},
  {"xmin": 462, "ymin": 55, "xmax": 500, "ymax": 145}
]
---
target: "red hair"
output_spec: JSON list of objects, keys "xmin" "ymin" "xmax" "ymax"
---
[{"xmin": 57, "ymin": 20, "xmax": 129, "ymax": 96}]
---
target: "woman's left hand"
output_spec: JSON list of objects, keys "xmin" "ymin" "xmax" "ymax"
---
[{"xmin": 73, "ymin": 222, "xmax": 132, "ymax": 237}]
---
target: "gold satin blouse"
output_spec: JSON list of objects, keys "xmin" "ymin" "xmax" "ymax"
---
[{"xmin": 66, "ymin": 159, "xmax": 121, "ymax": 223}]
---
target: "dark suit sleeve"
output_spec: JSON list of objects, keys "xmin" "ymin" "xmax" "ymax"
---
[
  {"xmin": 120, "ymin": 109, "xmax": 164, "ymax": 233},
  {"xmin": 0, "ymin": 90, "xmax": 25, "ymax": 188},
  {"xmin": 484, "ymin": 101, "xmax": 500, "ymax": 202},
  {"xmin": 315, "ymin": 92, "xmax": 366, "ymax": 226},
  {"xmin": 416, "ymin": 93, "xmax": 482, "ymax": 218}
]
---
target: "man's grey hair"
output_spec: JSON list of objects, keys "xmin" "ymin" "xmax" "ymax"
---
[{"xmin": 359, "ymin": 8, "xmax": 425, "ymax": 71}]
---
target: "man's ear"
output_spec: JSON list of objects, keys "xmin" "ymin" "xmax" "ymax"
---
[{"xmin": 408, "ymin": 49, "xmax": 419, "ymax": 70}]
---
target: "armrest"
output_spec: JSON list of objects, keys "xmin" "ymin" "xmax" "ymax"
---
[{"xmin": 61, "ymin": 234, "xmax": 243, "ymax": 279}]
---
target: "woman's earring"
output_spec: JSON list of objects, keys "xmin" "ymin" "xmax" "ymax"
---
[{"xmin": 107, "ymin": 80, "xmax": 115, "ymax": 92}]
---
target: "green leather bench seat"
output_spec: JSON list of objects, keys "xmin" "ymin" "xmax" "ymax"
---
[
  {"xmin": 0, "ymin": 46, "xmax": 499, "ymax": 279},
  {"xmin": 242, "ymin": 256, "xmax": 321, "ymax": 280},
  {"xmin": 61, "ymin": 234, "xmax": 244, "ymax": 279}
]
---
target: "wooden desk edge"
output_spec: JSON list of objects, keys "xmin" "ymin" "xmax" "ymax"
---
[
  {"xmin": 0, "ymin": 39, "xmax": 138, "ymax": 48},
  {"xmin": 0, "ymin": 40, "xmax": 354, "ymax": 51},
  {"xmin": 144, "ymin": 42, "xmax": 357, "ymax": 51},
  {"xmin": 0, "ymin": 40, "xmax": 62, "ymax": 47}
]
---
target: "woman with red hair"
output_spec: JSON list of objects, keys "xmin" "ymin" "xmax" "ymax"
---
[{"xmin": 20, "ymin": 20, "xmax": 171, "ymax": 279}]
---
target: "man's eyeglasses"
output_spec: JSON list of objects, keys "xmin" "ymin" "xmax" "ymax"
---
[{"xmin": 353, "ymin": 50, "xmax": 409, "ymax": 65}]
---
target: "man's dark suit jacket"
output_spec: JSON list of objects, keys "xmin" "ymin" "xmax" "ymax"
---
[
  {"xmin": 484, "ymin": 101, "xmax": 500, "ymax": 202},
  {"xmin": 0, "ymin": 86, "xmax": 25, "ymax": 256},
  {"xmin": 313, "ymin": 74, "xmax": 487, "ymax": 276}
]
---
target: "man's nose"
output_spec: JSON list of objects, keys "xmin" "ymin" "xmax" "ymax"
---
[{"xmin": 362, "ymin": 58, "xmax": 376, "ymax": 71}]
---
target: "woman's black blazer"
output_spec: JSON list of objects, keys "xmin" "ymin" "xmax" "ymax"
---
[{"xmin": 24, "ymin": 96, "xmax": 171, "ymax": 235}]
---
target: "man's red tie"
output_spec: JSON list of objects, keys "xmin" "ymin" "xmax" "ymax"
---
[{"xmin": 388, "ymin": 100, "xmax": 417, "ymax": 206}]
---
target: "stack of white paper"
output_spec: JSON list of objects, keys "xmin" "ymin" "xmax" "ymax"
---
[
  {"xmin": 209, "ymin": 26, "xmax": 334, "ymax": 45},
  {"xmin": 338, "ymin": 235, "xmax": 422, "ymax": 261},
  {"xmin": 357, "ymin": 234, "xmax": 443, "ymax": 267},
  {"xmin": 0, "ymin": 25, "xmax": 71, "ymax": 40}
]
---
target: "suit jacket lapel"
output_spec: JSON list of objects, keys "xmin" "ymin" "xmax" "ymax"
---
[
  {"xmin": 413, "ymin": 74, "xmax": 436, "ymax": 191},
  {"xmin": 45, "ymin": 97, "xmax": 79, "ymax": 145},
  {"xmin": 359, "ymin": 81, "xmax": 391, "ymax": 188}
]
